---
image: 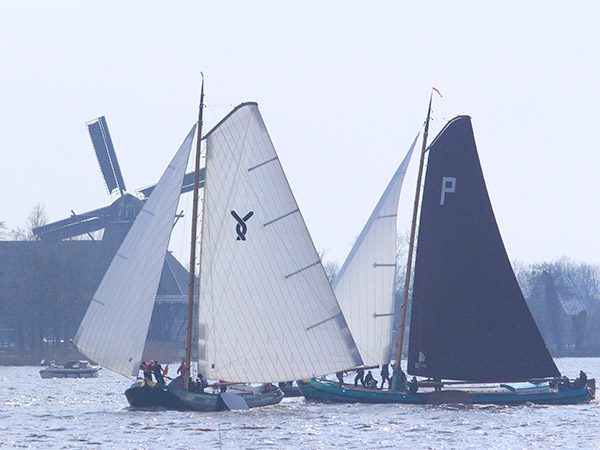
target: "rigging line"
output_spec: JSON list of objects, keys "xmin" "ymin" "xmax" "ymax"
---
[
  {"xmin": 248, "ymin": 156, "xmax": 279, "ymax": 172},
  {"xmin": 263, "ymin": 209, "xmax": 300, "ymax": 227},
  {"xmin": 306, "ymin": 312, "xmax": 343, "ymax": 331},
  {"xmin": 284, "ymin": 261, "xmax": 321, "ymax": 279}
]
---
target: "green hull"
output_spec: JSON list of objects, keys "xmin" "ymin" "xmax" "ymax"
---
[
  {"xmin": 125, "ymin": 381, "xmax": 284, "ymax": 412},
  {"xmin": 298, "ymin": 378, "xmax": 595, "ymax": 405}
]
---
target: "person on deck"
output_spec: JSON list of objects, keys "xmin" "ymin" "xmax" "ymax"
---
[
  {"xmin": 354, "ymin": 368, "xmax": 365, "ymax": 387},
  {"xmin": 336, "ymin": 371, "xmax": 345, "ymax": 385},
  {"xmin": 391, "ymin": 365, "xmax": 407, "ymax": 391},
  {"xmin": 177, "ymin": 360, "xmax": 186, "ymax": 375},
  {"xmin": 152, "ymin": 361, "xmax": 165, "ymax": 384},
  {"xmin": 380, "ymin": 364, "xmax": 391, "ymax": 389},
  {"xmin": 559, "ymin": 375, "xmax": 572, "ymax": 391},
  {"xmin": 219, "ymin": 381, "xmax": 227, "ymax": 393},
  {"xmin": 364, "ymin": 370, "xmax": 377, "ymax": 388},
  {"xmin": 262, "ymin": 383, "xmax": 275, "ymax": 393},
  {"xmin": 141, "ymin": 361, "xmax": 153, "ymax": 381},
  {"xmin": 574, "ymin": 370, "xmax": 588, "ymax": 388},
  {"xmin": 195, "ymin": 373, "xmax": 208, "ymax": 393},
  {"xmin": 408, "ymin": 376, "xmax": 419, "ymax": 394}
]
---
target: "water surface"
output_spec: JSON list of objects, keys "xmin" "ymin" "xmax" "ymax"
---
[{"xmin": 2, "ymin": 358, "xmax": 599, "ymax": 449}]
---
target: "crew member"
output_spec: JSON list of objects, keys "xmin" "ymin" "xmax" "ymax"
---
[
  {"xmin": 152, "ymin": 360, "xmax": 165, "ymax": 384},
  {"xmin": 354, "ymin": 368, "xmax": 365, "ymax": 387},
  {"xmin": 408, "ymin": 376, "xmax": 419, "ymax": 394},
  {"xmin": 364, "ymin": 370, "xmax": 377, "ymax": 388},
  {"xmin": 380, "ymin": 364, "xmax": 391, "ymax": 389}
]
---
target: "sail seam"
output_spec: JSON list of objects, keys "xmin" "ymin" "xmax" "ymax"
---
[
  {"xmin": 377, "ymin": 214, "xmax": 397, "ymax": 219},
  {"xmin": 306, "ymin": 312, "xmax": 343, "ymax": 331},
  {"xmin": 140, "ymin": 209, "xmax": 155, "ymax": 217},
  {"xmin": 91, "ymin": 298, "xmax": 105, "ymax": 306},
  {"xmin": 373, "ymin": 263, "xmax": 395, "ymax": 267},
  {"xmin": 248, "ymin": 156, "xmax": 278, "ymax": 172},
  {"xmin": 116, "ymin": 253, "xmax": 128, "ymax": 260},
  {"xmin": 373, "ymin": 312, "xmax": 394, "ymax": 317},
  {"xmin": 263, "ymin": 209, "xmax": 300, "ymax": 227},
  {"xmin": 284, "ymin": 261, "xmax": 321, "ymax": 279}
]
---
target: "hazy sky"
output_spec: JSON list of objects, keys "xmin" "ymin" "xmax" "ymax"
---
[{"xmin": 1, "ymin": 1, "xmax": 599, "ymax": 267}]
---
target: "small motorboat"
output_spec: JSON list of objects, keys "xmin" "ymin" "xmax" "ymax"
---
[{"xmin": 39, "ymin": 360, "xmax": 101, "ymax": 378}]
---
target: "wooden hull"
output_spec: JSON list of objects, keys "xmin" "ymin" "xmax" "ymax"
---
[
  {"xmin": 39, "ymin": 367, "xmax": 101, "ymax": 379},
  {"xmin": 298, "ymin": 378, "xmax": 595, "ymax": 406},
  {"xmin": 280, "ymin": 385, "xmax": 303, "ymax": 398},
  {"xmin": 125, "ymin": 381, "xmax": 284, "ymax": 412}
]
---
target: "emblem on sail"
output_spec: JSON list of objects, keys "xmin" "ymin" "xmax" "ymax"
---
[
  {"xmin": 440, "ymin": 176, "xmax": 456, "ymax": 205},
  {"xmin": 230, "ymin": 210, "xmax": 254, "ymax": 240}
]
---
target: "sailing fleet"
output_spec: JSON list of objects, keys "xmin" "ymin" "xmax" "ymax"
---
[{"xmin": 71, "ymin": 82, "xmax": 594, "ymax": 410}]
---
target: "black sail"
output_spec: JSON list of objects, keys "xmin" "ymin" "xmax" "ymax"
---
[{"xmin": 407, "ymin": 116, "xmax": 559, "ymax": 382}]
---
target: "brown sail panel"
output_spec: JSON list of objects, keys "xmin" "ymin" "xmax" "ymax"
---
[{"xmin": 407, "ymin": 116, "xmax": 560, "ymax": 382}]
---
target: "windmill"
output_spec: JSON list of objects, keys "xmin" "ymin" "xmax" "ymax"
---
[
  {"xmin": 33, "ymin": 116, "xmax": 205, "ymax": 242},
  {"xmin": 31, "ymin": 116, "xmax": 205, "ymax": 362}
]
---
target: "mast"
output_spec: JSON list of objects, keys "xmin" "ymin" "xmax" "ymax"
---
[
  {"xmin": 183, "ymin": 75, "xmax": 205, "ymax": 391},
  {"xmin": 393, "ymin": 89, "xmax": 438, "ymax": 374}
]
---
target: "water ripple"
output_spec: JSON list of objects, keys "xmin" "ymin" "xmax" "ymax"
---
[{"xmin": 2, "ymin": 361, "xmax": 600, "ymax": 448}]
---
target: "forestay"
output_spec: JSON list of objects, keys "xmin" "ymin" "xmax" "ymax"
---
[
  {"xmin": 74, "ymin": 125, "xmax": 196, "ymax": 377},
  {"xmin": 407, "ymin": 116, "xmax": 560, "ymax": 382},
  {"xmin": 333, "ymin": 137, "xmax": 417, "ymax": 366},
  {"xmin": 198, "ymin": 103, "xmax": 362, "ymax": 382}
]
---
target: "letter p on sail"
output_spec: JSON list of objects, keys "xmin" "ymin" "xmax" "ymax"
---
[{"xmin": 440, "ymin": 177, "xmax": 456, "ymax": 205}]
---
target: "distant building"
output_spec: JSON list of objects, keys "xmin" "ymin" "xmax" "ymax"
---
[
  {"xmin": 526, "ymin": 271, "xmax": 587, "ymax": 355},
  {"xmin": 0, "ymin": 237, "xmax": 191, "ymax": 365},
  {"xmin": 0, "ymin": 115, "xmax": 203, "ymax": 365}
]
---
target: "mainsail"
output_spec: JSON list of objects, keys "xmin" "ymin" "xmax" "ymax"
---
[
  {"xmin": 74, "ymin": 125, "xmax": 196, "ymax": 377},
  {"xmin": 333, "ymin": 137, "xmax": 417, "ymax": 366},
  {"xmin": 407, "ymin": 116, "xmax": 560, "ymax": 382},
  {"xmin": 198, "ymin": 102, "xmax": 362, "ymax": 382}
]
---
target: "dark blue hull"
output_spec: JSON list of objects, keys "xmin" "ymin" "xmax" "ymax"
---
[
  {"xmin": 125, "ymin": 380, "xmax": 284, "ymax": 412},
  {"xmin": 298, "ymin": 379, "xmax": 595, "ymax": 406}
]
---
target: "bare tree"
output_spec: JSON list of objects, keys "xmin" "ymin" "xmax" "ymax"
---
[
  {"xmin": 28, "ymin": 203, "xmax": 48, "ymax": 232},
  {"xmin": 9, "ymin": 203, "xmax": 48, "ymax": 241},
  {"xmin": 318, "ymin": 249, "xmax": 339, "ymax": 285},
  {"xmin": 323, "ymin": 260, "xmax": 340, "ymax": 285}
]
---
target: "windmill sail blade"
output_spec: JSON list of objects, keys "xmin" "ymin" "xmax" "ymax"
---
[
  {"xmin": 87, "ymin": 116, "xmax": 127, "ymax": 195},
  {"xmin": 407, "ymin": 116, "xmax": 560, "ymax": 382},
  {"xmin": 74, "ymin": 124, "xmax": 196, "ymax": 377},
  {"xmin": 138, "ymin": 169, "xmax": 206, "ymax": 198},
  {"xmin": 198, "ymin": 103, "xmax": 362, "ymax": 383},
  {"xmin": 333, "ymin": 136, "xmax": 417, "ymax": 366},
  {"xmin": 33, "ymin": 205, "xmax": 111, "ymax": 239}
]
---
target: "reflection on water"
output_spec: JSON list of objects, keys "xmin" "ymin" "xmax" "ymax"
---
[{"xmin": 2, "ymin": 358, "xmax": 600, "ymax": 449}]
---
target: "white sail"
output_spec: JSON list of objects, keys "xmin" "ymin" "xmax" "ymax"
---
[
  {"xmin": 333, "ymin": 136, "xmax": 417, "ymax": 366},
  {"xmin": 198, "ymin": 103, "xmax": 362, "ymax": 383},
  {"xmin": 74, "ymin": 125, "xmax": 196, "ymax": 377}
]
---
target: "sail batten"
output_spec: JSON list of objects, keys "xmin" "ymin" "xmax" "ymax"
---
[
  {"xmin": 333, "ymin": 136, "xmax": 418, "ymax": 366},
  {"xmin": 198, "ymin": 103, "xmax": 362, "ymax": 383},
  {"xmin": 73, "ymin": 125, "xmax": 196, "ymax": 377},
  {"xmin": 407, "ymin": 116, "xmax": 559, "ymax": 382}
]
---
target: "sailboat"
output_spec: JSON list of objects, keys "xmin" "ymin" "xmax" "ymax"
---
[
  {"xmin": 332, "ymin": 137, "xmax": 417, "ymax": 368},
  {"xmin": 299, "ymin": 97, "xmax": 595, "ymax": 405},
  {"xmin": 73, "ymin": 82, "xmax": 362, "ymax": 411}
]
